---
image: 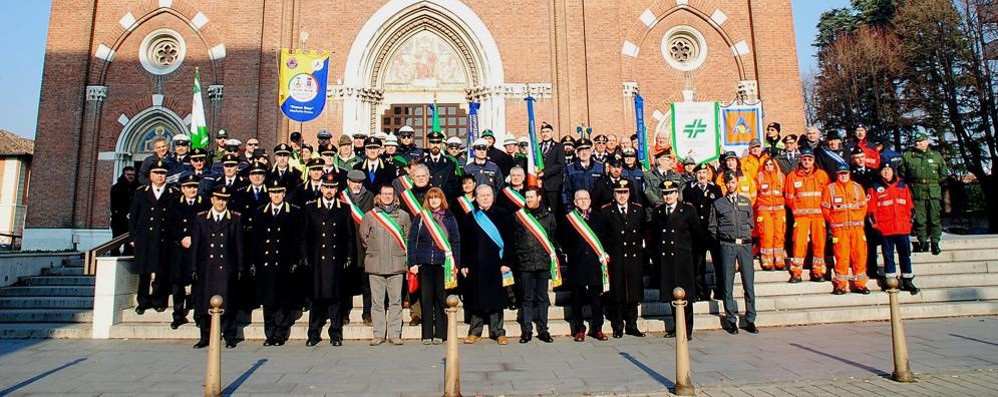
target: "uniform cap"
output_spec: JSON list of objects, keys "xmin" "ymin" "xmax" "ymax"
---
[
  {"xmin": 693, "ymin": 163, "xmax": 710, "ymax": 173},
  {"xmin": 352, "ymin": 131, "xmax": 368, "ymax": 139},
  {"xmin": 384, "ymin": 135, "xmax": 399, "ymax": 146},
  {"xmin": 319, "ymin": 143, "xmax": 337, "ymax": 156},
  {"xmin": 427, "ymin": 131, "xmax": 445, "ymax": 143},
  {"xmin": 190, "ymin": 148, "xmax": 208, "ymax": 158},
  {"xmin": 660, "ymin": 180, "xmax": 680, "ymax": 193},
  {"xmin": 472, "ymin": 138, "xmax": 490, "ymax": 149},
  {"xmin": 317, "ymin": 129, "xmax": 333, "ymax": 139},
  {"xmin": 222, "ymin": 154, "xmax": 240, "ymax": 166},
  {"xmin": 374, "ymin": 132, "xmax": 389, "ymax": 141},
  {"xmin": 248, "ymin": 164, "xmax": 267, "ymax": 175},
  {"xmin": 826, "ymin": 130, "xmax": 843, "ymax": 141},
  {"xmin": 594, "ymin": 134, "xmax": 608, "ymax": 143},
  {"xmin": 398, "ymin": 126, "xmax": 415, "ymax": 136},
  {"xmin": 683, "ymin": 157, "xmax": 696, "ymax": 166},
  {"xmin": 321, "ymin": 172, "xmax": 339, "ymax": 187},
  {"xmin": 723, "ymin": 171, "xmax": 739, "ymax": 183},
  {"xmin": 622, "ymin": 148, "xmax": 636, "ymax": 157},
  {"xmin": 560, "ymin": 136, "xmax": 576, "ymax": 146},
  {"xmin": 364, "ymin": 137, "xmax": 383, "ymax": 148},
  {"xmin": 274, "ymin": 143, "xmax": 292, "ymax": 155},
  {"xmin": 306, "ymin": 158, "xmax": 325, "ymax": 169},
  {"xmin": 150, "ymin": 160, "xmax": 169, "ymax": 173},
  {"xmin": 850, "ymin": 146, "xmax": 865, "ymax": 156},
  {"xmin": 502, "ymin": 136, "xmax": 517, "ymax": 146},
  {"xmin": 172, "ymin": 134, "xmax": 190, "ymax": 143},
  {"xmin": 347, "ymin": 169, "xmax": 366, "ymax": 182},
  {"xmin": 607, "ymin": 154, "xmax": 623, "ymax": 167},
  {"xmin": 212, "ymin": 185, "xmax": 231, "ymax": 198},
  {"xmin": 266, "ymin": 179, "xmax": 285, "ymax": 192},
  {"xmin": 722, "ymin": 151, "xmax": 738, "ymax": 160},
  {"xmin": 540, "ymin": 122, "xmax": 553, "ymax": 130},
  {"xmin": 749, "ymin": 138, "xmax": 762, "ymax": 148},
  {"xmin": 216, "ymin": 129, "xmax": 229, "ymax": 139},
  {"xmin": 612, "ymin": 179, "xmax": 631, "ymax": 191},
  {"xmin": 446, "ymin": 136, "xmax": 463, "ymax": 146},
  {"xmin": 914, "ymin": 132, "xmax": 928, "ymax": 142},
  {"xmin": 782, "ymin": 134, "xmax": 798, "ymax": 144},
  {"xmin": 799, "ymin": 147, "xmax": 815, "ymax": 157},
  {"xmin": 517, "ymin": 136, "xmax": 529, "ymax": 145},
  {"xmin": 575, "ymin": 138, "xmax": 593, "ymax": 150},
  {"xmin": 179, "ymin": 173, "xmax": 200, "ymax": 187},
  {"xmin": 338, "ymin": 134, "xmax": 353, "ymax": 146},
  {"xmin": 835, "ymin": 163, "xmax": 850, "ymax": 173},
  {"xmin": 481, "ymin": 129, "xmax": 495, "ymax": 138}
]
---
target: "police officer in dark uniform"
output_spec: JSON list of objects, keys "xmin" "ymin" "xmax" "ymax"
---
[
  {"xmin": 251, "ymin": 179, "xmax": 306, "ymax": 346},
  {"xmin": 682, "ymin": 163, "xmax": 723, "ymax": 301},
  {"xmin": 537, "ymin": 122, "xmax": 567, "ymax": 215},
  {"xmin": 562, "ymin": 138, "xmax": 605, "ymax": 212},
  {"xmin": 190, "ymin": 185, "xmax": 245, "ymax": 349},
  {"xmin": 464, "ymin": 138, "xmax": 504, "ymax": 191},
  {"xmin": 561, "ymin": 136, "xmax": 576, "ymax": 164},
  {"xmin": 129, "ymin": 160, "xmax": 177, "ymax": 314},
  {"xmin": 590, "ymin": 154, "xmax": 632, "ymax": 209},
  {"xmin": 597, "ymin": 179, "xmax": 645, "ymax": 338},
  {"xmin": 353, "ymin": 137, "xmax": 398, "ymax": 193},
  {"xmin": 213, "ymin": 154, "xmax": 247, "ymax": 192},
  {"xmin": 651, "ymin": 180, "xmax": 704, "ymax": 338},
  {"xmin": 270, "ymin": 143, "xmax": 303, "ymax": 193},
  {"xmin": 592, "ymin": 134, "xmax": 611, "ymax": 164},
  {"xmin": 167, "ymin": 173, "xmax": 209, "ymax": 329},
  {"xmin": 709, "ymin": 171, "xmax": 759, "ymax": 335},
  {"xmin": 110, "ymin": 166, "xmax": 137, "ymax": 255},
  {"xmin": 297, "ymin": 158, "xmax": 326, "ymax": 207},
  {"xmin": 423, "ymin": 131, "xmax": 459, "ymax": 196},
  {"xmin": 302, "ymin": 172, "xmax": 355, "ymax": 346}
]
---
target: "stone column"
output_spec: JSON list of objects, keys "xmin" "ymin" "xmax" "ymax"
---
[{"xmin": 77, "ymin": 85, "xmax": 108, "ymax": 228}]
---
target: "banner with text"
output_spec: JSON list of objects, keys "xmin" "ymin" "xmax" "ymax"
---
[
  {"xmin": 279, "ymin": 49, "xmax": 330, "ymax": 122},
  {"xmin": 670, "ymin": 101, "xmax": 721, "ymax": 165},
  {"xmin": 719, "ymin": 103, "xmax": 763, "ymax": 153}
]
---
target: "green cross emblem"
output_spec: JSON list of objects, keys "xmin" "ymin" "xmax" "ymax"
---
[{"xmin": 683, "ymin": 119, "xmax": 707, "ymax": 139}]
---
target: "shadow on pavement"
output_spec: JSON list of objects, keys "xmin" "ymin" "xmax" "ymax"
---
[
  {"xmin": 789, "ymin": 343, "xmax": 889, "ymax": 377},
  {"xmin": 619, "ymin": 352, "xmax": 675, "ymax": 388},
  {"xmin": 0, "ymin": 357, "xmax": 86, "ymax": 396},
  {"xmin": 222, "ymin": 358, "xmax": 268, "ymax": 396},
  {"xmin": 948, "ymin": 333, "xmax": 998, "ymax": 347}
]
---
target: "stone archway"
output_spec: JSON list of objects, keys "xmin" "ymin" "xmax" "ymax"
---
[
  {"xmin": 341, "ymin": 0, "xmax": 505, "ymax": 137},
  {"xmin": 113, "ymin": 107, "xmax": 187, "ymax": 180}
]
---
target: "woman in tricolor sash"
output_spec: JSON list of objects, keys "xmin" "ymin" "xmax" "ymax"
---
[{"xmin": 406, "ymin": 187, "xmax": 461, "ymax": 345}]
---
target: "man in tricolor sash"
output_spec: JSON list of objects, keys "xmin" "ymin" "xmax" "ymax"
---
[
  {"xmin": 360, "ymin": 184, "xmax": 412, "ymax": 346},
  {"xmin": 513, "ymin": 187, "xmax": 557, "ymax": 344},
  {"xmin": 302, "ymin": 172, "xmax": 355, "ymax": 347},
  {"xmin": 461, "ymin": 184, "xmax": 515, "ymax": 345},
  {"xmin": 651, "ymin": 180, "xmax": 704, "ymax": 338},
  {"xmin": 598, "ymin": 179, "xmax": 646, "ymax": 338},
  {"xmin": 498, "ymin": 165, "xmax": 528, "ymax": 212},
  {"xmin": 564, "ymin": 190, "xmax": 609, "ymax": 342},
  {"xmin": 342, "ymin": 170, "xmax": 375, "ymax": 326}
]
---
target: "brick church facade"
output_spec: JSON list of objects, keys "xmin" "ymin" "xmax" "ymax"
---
[{"xmin": 24, "ymin": 0, "xmax": 804, "ymax": 248}]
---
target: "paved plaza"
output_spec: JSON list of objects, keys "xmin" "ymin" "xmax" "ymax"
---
[{"xmin": 0, "ymin": 316, "xmax": 996, "ymax": 396}]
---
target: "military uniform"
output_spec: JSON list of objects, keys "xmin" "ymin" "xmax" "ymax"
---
[
  {"xmin": 128, "ymin": 161, "xmax": 178, "ymax": 313},
  {"xmin": 166, "ymin": 175, "xmax": 209, "ymax": 328},
  {"xmin": 302, "ymin": 173, "xmax": 355, "ymax": 345},
  {"xmin": 682, "ymin": 172, "xmax": 723, "ymax": 300},
  {"xmin": 709, "ymin": 172, "xmax": 758, "ymax": 334},
  {"xmin": 899, "ymin": 134, "xmax": 947, "ymax": 253},
  {"xmin": 597, "ymin": 180, "xmax": 646, "ymax": 338},
  {"xmin": 650, "ymin": 181, "xmax": 704, "ymax": 337},
  {"xmin": 354, "ymin": 139, "xmax": 399, "ymax": 192},
  {"xmin": 190, "ymin": 186, "xmax": 244, "ymax": 348}
]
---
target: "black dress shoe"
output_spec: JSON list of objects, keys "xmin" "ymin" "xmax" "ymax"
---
[
  {"xmin": 832, "ymin": 288, "xmax": 847, "ymax": 295},
  {"xmin": 742, "ymin": 323, "xmax": 759, "ymax": 334},
  {"xmin": 225, "ymin": 341, "xmax": 237, "ymax": 349},
  {"xmin": 135, "ymin": 307, "xmax": 146, "ymax": 315},
  {"xmin": 788, "ymin": 276, "xmax": 802, "ymax": 284},
  {"xmin": 519, "ymin": 335, "xmax": 531, "ymax": 344},
  {"xmin": 193, "ymin": 340, "xmax": 209, "ymax": 349},
  {"xmin": 263, "ymin": 339, "xmax": 274, "ymax": 346},
  {"xmin": 612, "ymin": 330, "xmax": 623, "ymax": 339},
  {"xmin": 274, "ymin": 340, "xmax": 286, "ymax": 346},
  {"xmin": 305, "ymin": 339, "xmax": 320, "ymax": 347},
  {"xmin": 809, "ymin": 275, "xmax": 824, "ymax": 282},
  {"xmin": 931, "ymin": 243, "xmax": 942, "ymax": 256},
  {"xmin": 154, "ymin": 306, "xmax": 167, "ymax": 313},
  {"xmin": 724, "ymin": 325, "xmax": 739, "ymax": 335},
  {"xmin": 853, "ymin": 287, "xmax": 871, "ymax": 295},
  {"xmin": 538, "ymin": 332, "xmax": 554, "ymax": 343},
  {"xmin": 331, "ymin": 340, "xmax": 342, "ymax": 346},
  {"xmin": 625, "ymin": 329, "xmax": 646, "ymax": 337},
  {"xmin": 664, "ymin": 331, "xmax": 676, "ymax": 338}
]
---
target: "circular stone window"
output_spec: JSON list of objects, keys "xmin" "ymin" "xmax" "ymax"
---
[
  {"xmin": 661, "ymin": 26, "xmax": 708, "ymax": 72},
  {"xmin": 139, "ymin": 29, "xmax": 186, "ymax": 75}
]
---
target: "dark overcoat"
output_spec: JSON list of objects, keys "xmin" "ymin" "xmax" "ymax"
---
[
  {"xmin": 461, "ymin": 206, "xmax": 515, "ymax": 311},
  {"xmin": 189, "ymin": 209, "xmax": 244, "ymax": 313},
  {"xmin": 563, "ymin": 210, "xmax": 604, "ymax": 288},
  {"xmin": 302, "ymin": 198, "xmax": 355, "ymax": 300},
  {"xmin": 128, "ymin": 185, "xmax": 178, "ymax": 274},
  {"xmin": 168, "ymin": 194, "xmax": 209, "ymax": 283},
  {"xmin": 250, "ymin": 202, "xmax": 306, "ymax": 307},
  {"xmin": 597, "ymin": 203, "xmax": 645, "ymax": 303},
  {"xmin": 649, "ymin": 202, "xmax": 704, "ymax": 302}
]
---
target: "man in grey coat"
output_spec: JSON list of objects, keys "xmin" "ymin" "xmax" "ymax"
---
[
  {"xmin": 709, "ymin": 171, "xmax": 759, "ymax": 336},
  {"xmin": 360, "ymin": 183, "xmax": 412, "ymax": 346}
]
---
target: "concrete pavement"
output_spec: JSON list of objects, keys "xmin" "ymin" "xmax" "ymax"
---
[{"xmin": 0, "ymin": 316, "xmax": 997, "ymax": 396}]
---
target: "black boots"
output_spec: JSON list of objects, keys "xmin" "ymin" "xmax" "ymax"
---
[
  {"xmin": 930, "ymin": 242, "xmax": 942, "ymax": 256},
  {"xmin": 900, "ymin": 278, "xmax": 920, "ymax": 295}
]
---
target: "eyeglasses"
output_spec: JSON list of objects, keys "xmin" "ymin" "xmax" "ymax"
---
[
  {"xmin": 473, "ymin": 146, "xmax": 488, "ymax": 150},
  {"xmin": 175, "ymin": 141, "xmax": 190, "ymax": 146},
  {"xmin": 517, "ymin": 143, "xmax": 528, "ymax": 148},
  {"xmin": 246, "ymin": 142, "xmax": 259, "ymax": 146},
  {"xmin": 191, "ymin": 158, "xmax": 205, "ymax": 162}
]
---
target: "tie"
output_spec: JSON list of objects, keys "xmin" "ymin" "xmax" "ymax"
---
[
  {"xmin": 215, "ymin": 215, "xmax": 221, "ymax": 222},
  {"xmin": 730, "ymin": 196, "xmax": 736, "ymax": 205},
  {"xmin": 369, "ymin": 166, "xmax": 376, "ymax": 183},
  {"xmin": 667, "ymin": 206, "xmax": 673, "ymax": 216},
  {"xmin": 326, "ymin": 202, "xmax": 332, "ymax": 210},
  {"xmin": 273, "ymin": 209, "xmax": 279, "ymax": 217},
  {"xmin": 253, "ymin": 189, "xmax": 259, "ymax": 200}
]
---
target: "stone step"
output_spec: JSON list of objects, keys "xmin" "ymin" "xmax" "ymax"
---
[
  {"xmin": 18, "ymin": 276, "xmax": 95, "ymax": 286},
  {"xmin": 0, "ymin": 286, "xmax": 95, "ymax": 297},
  {"xmin": 62, "ymin": 257, "xmax": 85, "ymax": 268},
  {"xmin": 41, "ymin": 267, "xmax": 84, "ymax": 276},
  {"xmin": 0, "ymin": 323, "xmax": 91, "ymax": 339},
  {"xmin": 107, "ymin": 300, "xmax": 998, "ymax": 340},
  {"xmin": 0, "ymin": 309, "xmax": 93, "ymax": 323},
  {"xmin": 935, "ymin": 236, "xmax": 998, "ymax": 251},
  {"xmin": 0, "ymin": 296, "xmax": 94, "ymax": 309}
]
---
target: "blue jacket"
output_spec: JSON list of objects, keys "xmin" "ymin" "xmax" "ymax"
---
[
  {"xmin": 407, "ymin": 210, "xmax": 462, "ymax": 268},
  {"xmin": 561, "ymin": 159, "xmax": 605, "ymax": 210}
]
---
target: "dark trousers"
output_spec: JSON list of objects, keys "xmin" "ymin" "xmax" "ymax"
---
[
  {"xmin": 195, "ymin": 311, "xmax": 237, "ymax": 343},
  {"xmin": 418, "ymin": 264, "xmax": 447, "ymax": 340},
  {"xmin": 110, "ymin": 220, "xmax": 132, "ymax": 256},
  {"xmin": 307, "ymin": 298, "xmax": 343, "ymax": 342},
  {"xmin": 606, "ymin": 302, "xmax": 639, "ymax": 333},
  {"xmin": 882, "ymin": 235, "xmax": 914, "ymax": 278},
  {"xmin": 720, "ymin": 242, "xmax": 756, "ymax": 327},
  {"xmin": 570, "ymin": 285, "xmax": 604, "ymax": 335},
  {"xmin": 669, "ymin": 301, "xmax": 694, "ymax": 337},
  {"xmin": 468, "ymin": 309, "xmax": 505, "ymax": 338},
  {"xmin": 518, "ymin": 270, "xmax": 550, "ymax": 335},
  {"xmin": 340, "ymin": 268, "xmax": 372, "ymax": 321},
  {"xmin": 170, "ymin": 283, "xmax": 190, "ymax": 322},
  {"xmin": 263, "ymin": 305, "xmax": 294, "ymax": 342},
  {"xmin": 545, "ymin": 190, "xmax": 562, "ymax": 218},
  {"xmin": 136, "ymin": 273, "xmax": 168, "ymax": 309},
  {"xmin": 865, "ymin": 223, "xmax": 882, "ymax": 279}
]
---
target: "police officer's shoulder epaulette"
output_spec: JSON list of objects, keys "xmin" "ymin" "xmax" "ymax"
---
[
  {"xmin": 197, "ymin": 210, "xmax": 209, "ymax": 217},
  {"xmin": 306, "ymin": 199, "xmax": 318, "ymax": 207},
  {"xmin": 229, "ymin": 210, "xmax": 241, "ymax": 217},
  {"xmin": 632, "ymin": 203, "xmax": 643, "ymax": 208},
  {"xmin": 600, "ymin": 203, "xmax": 613, "ymax": 209},
  {"xmin": 141, "ymin": 185, "xmax": 151, "ymax": 191}
]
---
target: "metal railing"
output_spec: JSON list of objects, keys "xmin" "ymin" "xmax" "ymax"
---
[{"xmin": 84, "ymin": 233, "xmax": 131, "ymax": 275}]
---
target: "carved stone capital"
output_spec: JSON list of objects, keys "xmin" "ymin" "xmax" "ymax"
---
[
  {"xmin": 737, "ymin": 80, "xmax": 759, "ymax": 102},
  {"xmin": 207, "ymin": 85, "xmax": 224, "ymax": 102},
  {"xmin": 623, "ymin": 82, "xmax": 639, "ymax": 98},
  {"xmin": 86, "ymin": 85, "xmax": 108, "ymax": 102}
]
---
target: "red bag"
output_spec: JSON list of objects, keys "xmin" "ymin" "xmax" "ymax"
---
[{"xmin": 407, "ymin": 271, "xmax": 419, "ymax": 294}]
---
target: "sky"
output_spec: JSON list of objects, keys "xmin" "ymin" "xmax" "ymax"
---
[{"xmin": 0, "ymin": 0, "xmax": 850, "ymax": 140}]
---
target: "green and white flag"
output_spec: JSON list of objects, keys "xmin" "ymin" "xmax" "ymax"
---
[
  {"xmin": 190, "ymin": 68, "xmax": 209, "ymax": 149},
  {"xmin": 670, "ymin": 101, "xmax": 721, "ymax": 165}
]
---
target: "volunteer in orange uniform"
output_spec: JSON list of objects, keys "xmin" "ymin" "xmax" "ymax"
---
[
  {"xmin": 740, "ymin": 138, "xmax": 770, "ymax": 182},
  {"xmin": 715, "ymin": 151, "xmax": 758, "ymax": 204},
  {"xmin": 784, "ymin": 147, "xmax": 830, "ymax": 283},
  {"xmin": 754, "ymin": 157, "xmax": 787, "ymax": 271},
  {"xmin": 821, "ymin": 164, "xmax": 870, "ymax": 295}
]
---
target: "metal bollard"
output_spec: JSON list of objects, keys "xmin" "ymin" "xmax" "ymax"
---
[
  {"xmin": 672, "ymin": 287, "xmax": 695, "ymax": 396},
  {"xmin": 886, "ymin": 279, "xmax": 915, "ymax": 382},
  {"xmin": 443, "ymin": 295, "xmax": 462, "ymax": 397},
  {"xmin": 204, "ymin": 295, "xmax": 224, "ymax": 397}
]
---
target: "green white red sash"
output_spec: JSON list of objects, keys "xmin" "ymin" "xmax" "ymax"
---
[
  {"xmin": 456, "ymin": 195, "xmax": 474, "ymax": 214},
  {"xmin": 566, "ymin": 210, "xmax": 610, "ymax": 292},
  {"xmin": 370, "ymin": 209, "xmax": 407, "ymax": 252},
  {"xmin": 400, "ymin": 189, "xmax": 421, "ymax": 216},
  {"xmin": 340, "ymin": 191, "xmax": 364, "ymax": 224},
  {"xmin": 502, "ymin": 187, "xmax": 526, "ymax": 208},
  {"xmin": 398, "ymin": 175, "xmax": 414, "ymax": 190},
  {"xmin": 515, "ymin": 209, "xmax": 562, "ymax": 288},
  {"xmin": 420, "ymin": 208, "xmax": 457, "ymax": 289}
]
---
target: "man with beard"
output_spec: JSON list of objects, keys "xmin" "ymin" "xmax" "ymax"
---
[
  {"xmin": 129, "ymin": 160, "xmax": 177, "ymax": 314},
  {"xmin": 302, "ymin": 172, "xmax": 355, "ymax": 346},
  {"xmin": 597, "ymin": 180, "xmax": 645, "ymax": 338},
  {"xmin": 591, "ymin": 155, "xmax": 631, "ymax": 209},
  {"xmin": 190, "ymin": 185, "xmax": 244, "ymax": 349},
  {"xmin": 167, "ymin": 173, "xmax": 209, "ymax": 329},
  {"xmin": 682, "ymin": 164, "xmax": 723, "ymax": 301},
  {"xmin": 110, "ymin": 166, "xmax": 137, "ymax": 255},
  {"xmin": 251, "ymin": 180, "xmax": 306, "ymax": 346},
  {"xmin": 423, "ymin": 131, "xmax": 459, "ymax": 195},
  {"xmin": 341, "ymin": 170, "xmax": 375, "ymax": 326},
  {"xmin": 561, "ymin": 136, "xmax": 576, "ymax": 164},
  {"xmin": 461, "ymin": 184, "xmax": 515, "ymax": 345},
  {"xmin": 537, "ymin": 122, "xmax": 567, "ymax": 216},
  {"xmin": 651, "ymin": 180, "xmax": 704, "ymax": 338}
]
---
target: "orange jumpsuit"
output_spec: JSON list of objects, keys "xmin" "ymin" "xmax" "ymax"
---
[
  {"xmin": 715, "ymin": 171, "xmax": 758, "ymax": 204},
  {"xmin": 741, "ymin": 153, "xmax": 769, "ymax": 183},
  {"xmin": 822, "ymin": 180, "xmax": 869, "ymax": 291},
  {"xmin": 755, "ymin": 168, "xmax": 786, "ymax": 270},
  {"xmin": 784, "ymin": 166, "xmax": 830, "ymax": 278}
]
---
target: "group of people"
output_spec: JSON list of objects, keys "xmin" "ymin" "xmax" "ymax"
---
[{"xmin": 114, "ymin": 119, "xmax": 946, "ymax": 348}]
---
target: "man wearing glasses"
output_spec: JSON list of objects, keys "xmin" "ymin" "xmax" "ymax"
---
[{"xmin": 464, "ymin": 138, "xmax": 504, "ymax": 191}]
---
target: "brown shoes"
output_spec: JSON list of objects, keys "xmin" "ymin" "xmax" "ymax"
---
[
  {"xmin": 464, "ymin": 335, "xmax": 479, "ymax": 344},
  {"xmin": 497, "ymin": 336, "xmax": 508, "ymax": 345}
]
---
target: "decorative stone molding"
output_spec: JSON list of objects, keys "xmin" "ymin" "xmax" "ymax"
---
[
  {"xmin": 369, "ymin": 16, "xmax": 481, "ymax": 87},
  {"xmin": 328, "ymin": 85, "xmax": 385, "ymax": 104},
  {"xmin": 623, "ymin": 82, "xmax": 639, "ymax": 97},
  {"xmin": 465, "ymin": 83, "xmax": 552, "ymax": 102},
  {"xmin": 207, "ymin": 85, "xmax": 224, "ymax": 102},
  {"xmin": 87, "ymin": 86, "xmax": 108, "ymax": 102},
  {"xmin": 737, "ymin": 80, "xmax": 759, "ymax": 102}
]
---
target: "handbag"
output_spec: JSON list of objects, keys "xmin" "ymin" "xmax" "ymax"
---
[{"xmin": 407, "ymin": 270, "xmax": 420, "ymax": 294}]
